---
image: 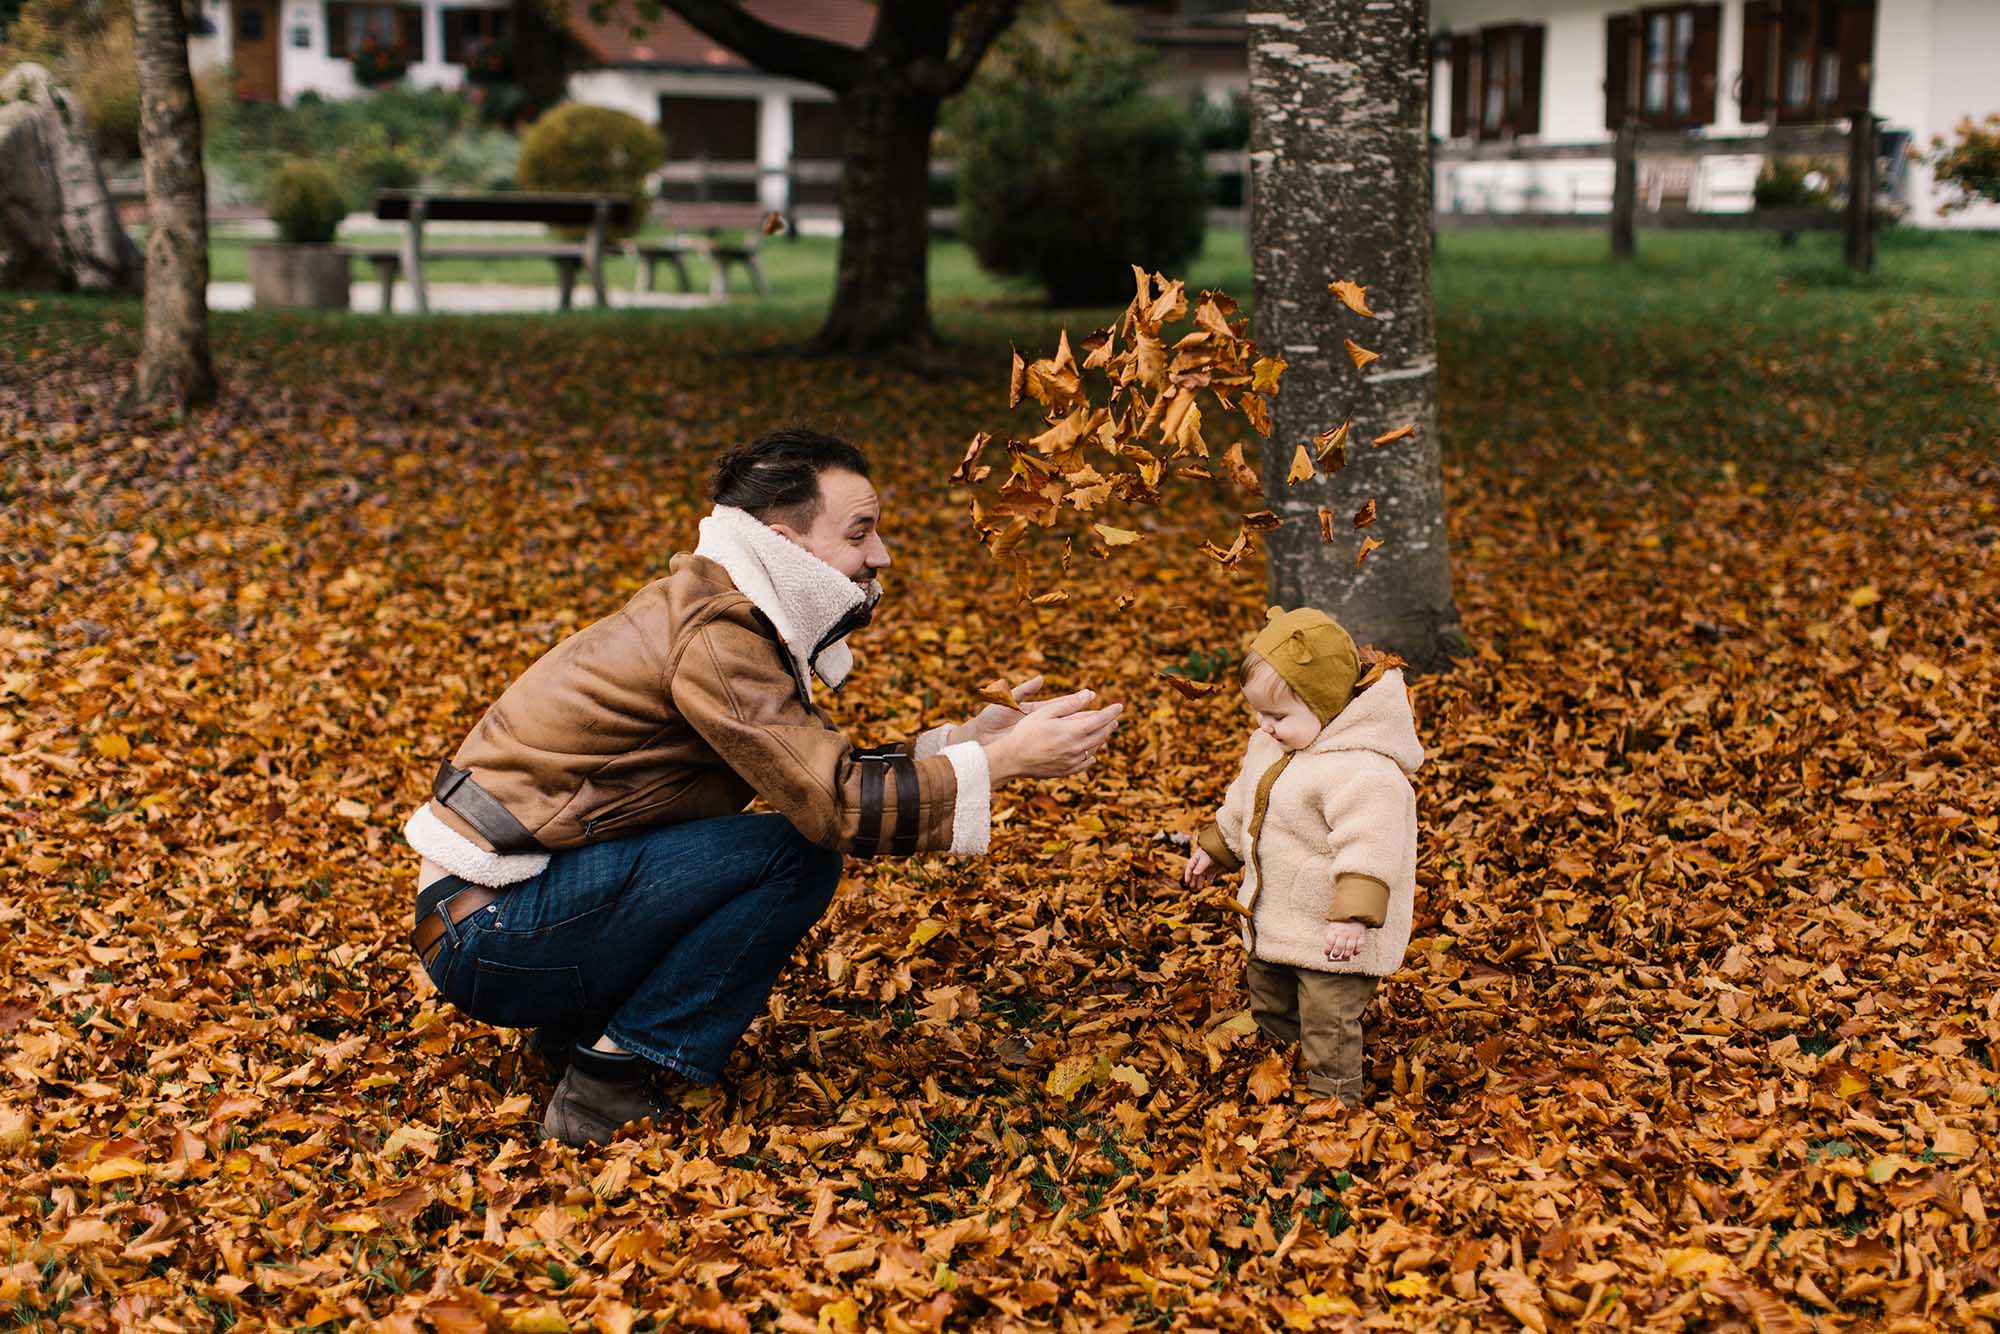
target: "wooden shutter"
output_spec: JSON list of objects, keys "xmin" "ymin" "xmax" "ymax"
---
[
  {"xmin": 1740, "ymin": 0, "xmax": 1771, "ymax": 122},
  {"xmin": 1691, "ymin": 4, "xmax": 1720, "ymax": 126},
  {"xmin": 1519, "ymin": 25, "xmax": 1545, "ymax": 135},
  {"xmin": 399, "ymin": 3, "xmax": 424, "ymax": 58},
  {"xmin": 326, "ymin": 0, "xmax": 349, "ymax": 57},
  {"xmin": 1836, "ymin": 0, "xmax": 1875, "ymax": 115},
  {"xmin": 1606, "ymin": 13, "xmax": 1634, "ymax": 129},
  {"xmin": 1449, "ymin": 33, "xmax": 1474, "ymax": 139}
]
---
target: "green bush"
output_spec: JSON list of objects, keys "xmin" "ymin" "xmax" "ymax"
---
[
  {"xmin": 516, "ymin": 102, "xmax": 662, "ymax": 237},
  {"xmin": 952, "ymin": 28, "xmax": 1207, "ymax": 305},
  {"xmin": 265, "ymin": 158, "xmax": 347, "ymax": 243},
  {"xmin": 1928, "ymin": 114, "xmax": 2000, "ymax": 215},
  {"xmin": 1752, "ymin": 157, "xmax": 1836, "ymax": 210},
  {"xmin": 338, "ymin": 123, "xmax": 431, "ymax": 205}
]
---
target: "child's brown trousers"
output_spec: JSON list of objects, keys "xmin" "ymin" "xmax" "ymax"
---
[{"xmin": 1245, "ymin": 960, "xmax": 1379, "ymax": 1104}]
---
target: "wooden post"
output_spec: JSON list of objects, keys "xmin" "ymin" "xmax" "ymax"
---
[
  {"xmin": 1610, "ymin": 123, "xmax": 1638, "ymax": 259},
  {"xmin": 401, "ymin": 196, "xmax": 428, "ymax": 314},
  {"xmin": 585, "ymin": 197, "xmax": 609, "ymax": 307},
  {"xmin": 1845, "ymin": 112, "xmax": 1877, "ymax": 274}
]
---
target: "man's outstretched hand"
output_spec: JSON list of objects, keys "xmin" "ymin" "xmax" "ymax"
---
[
  {"xmin": 982, "ymin": 687, "xmax": 1123, "ymax": 782},
  {"xmin": 951, "ymin": 673, "xmax": 1052, "ymax": 747}
]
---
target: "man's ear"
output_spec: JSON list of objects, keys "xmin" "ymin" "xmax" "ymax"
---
[{"xmin": 765, "ymin": 520, "xmax": 805, "ymax": 545}]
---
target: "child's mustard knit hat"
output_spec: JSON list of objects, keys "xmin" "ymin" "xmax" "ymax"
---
[{"xmin": 1247, "ymin": 606, "xmax": 1360, "ymax": 724}]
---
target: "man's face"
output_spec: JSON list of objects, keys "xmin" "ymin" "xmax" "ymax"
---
[{"xmin": 771, "ymin": 468, "xmax": 890, "ymax": 586}]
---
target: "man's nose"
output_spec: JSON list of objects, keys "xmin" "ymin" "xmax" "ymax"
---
[{"xmin": 867, "ymin": 534, "xmax": 891, "ymax": 569}]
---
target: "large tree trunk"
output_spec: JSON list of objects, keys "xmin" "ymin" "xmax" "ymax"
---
[
  {"xmin": 1249, "ymin": 0, "xmax": 1463, "ymax": 672},
  {"xmin": 816, "ymin": 84, "xmax": 939, "ymax": 353},
  {"xmin": 131, "ymin": 0, "xmax": 216, "ymax": 408}
]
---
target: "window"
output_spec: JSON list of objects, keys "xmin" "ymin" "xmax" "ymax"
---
[
  {"xmin": 1444, "ymin": 23, "xmax": 1544, "ymax": 140},
  {"xmin": 236, "ymin": 6, "xmax": 264, "ymax": 41},
  {"xmin": 325, "ymin": 2, "xmax": 423, "ymax": 60},
  {"xmin": 1741, "ymin": 0, "xmax": 1873, "ymax": 123},
  {"xmin": 442, "ymin": 6, "xmax": 509, "ymax": 63},
  {"xmin": 1605, "ymin": 5, "xmax": 1719, "ymax": 129}
]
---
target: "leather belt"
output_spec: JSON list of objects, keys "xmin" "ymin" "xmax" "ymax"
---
[
  {"xmin": 433, "ymin": 760, "xmax": 543, "ymax": 854},
  {"xmin": 409, "ymin": 877, "xmax": 505, "ymax": 967}
]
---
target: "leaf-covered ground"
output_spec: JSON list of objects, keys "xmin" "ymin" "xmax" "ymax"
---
[{"xmin": 2, "ymin": 233, "xmax": 1998, "ymax": 1331}]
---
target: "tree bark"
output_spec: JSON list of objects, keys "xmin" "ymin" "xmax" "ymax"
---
[
  {"xmin": 1249, "ymin": 0, "xmax": 1464, "ymax": 672},
  {"xmin": 659, "ymin": 0, "xmax": 1019, "ymax": 354},
  {"xmin": 816, "ymin": 82, "xmax": 940, "ymax": 352},
  {"xmin": 131, "ymin": 0, "xmax": 216, "ymax": 408}
]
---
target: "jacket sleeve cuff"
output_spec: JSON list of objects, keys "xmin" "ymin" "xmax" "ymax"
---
[
  {"xmin": 1326, "ymin": 872, "xmax": 1389, "ymax": 926},
  {"xmin": 941, "ymin": 741, "xmax": 990, "ymax": 856},
  {"xmin": 1196, "ymin": 822, "xmax": 1241, "ymax": 871},
  {"xmin": 912, "ymin": 724, "xmax": 955, "ymax": 760}
]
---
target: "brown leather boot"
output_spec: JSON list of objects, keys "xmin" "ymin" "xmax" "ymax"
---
[{"xmin": 539, "ymin": 1046, "xmax": 671, "ymax": 1147}]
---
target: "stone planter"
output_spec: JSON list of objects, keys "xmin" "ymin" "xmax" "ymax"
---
[{"xmin": 248, "ymin": 243, "xmax": 350, "ymax": 310}]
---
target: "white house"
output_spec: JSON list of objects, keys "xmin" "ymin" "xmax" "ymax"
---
[
  {"xmin": 188, "ymin": 0, "xmax": 512, "ymax": 104},
  {"xmin": 1430, "ymin": 0, "xmax": 2000, "ymax": 226}
]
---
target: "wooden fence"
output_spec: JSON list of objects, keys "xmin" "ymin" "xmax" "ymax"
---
[{"xmin": 1433, "ymin": 117, "xmax": 1892, "ymax": 272}]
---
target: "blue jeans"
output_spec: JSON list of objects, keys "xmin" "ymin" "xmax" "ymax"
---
[{"xmin": 421, "ymin": 813, "xmax": 842, "ymax": 1083}]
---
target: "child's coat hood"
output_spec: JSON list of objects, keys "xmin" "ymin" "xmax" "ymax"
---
[{"xmin": 1300, "ymin": 669, "xmax": 1424, "ymax": 774}]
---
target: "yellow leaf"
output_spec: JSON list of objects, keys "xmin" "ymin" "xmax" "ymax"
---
[
  {"xmin": 1108, "ymin": 1064, "xmax": 1151, "ymax": 1097},
  {"xmin": 333, "ymin": 797, "xmax": 371, "ymax": 821},
  {"xmin": 1045, "ymin": 1053, "xmax": 1102, "ymax": 1102},
  {"xmin": 506, "ymin": 1306, "xmax": 570, "ymax": 1333},
  {"xmin": 908, "ymin": 919, "xmax": 946, "ymax": 948},
  {"xmin": 1327, "ymin": 279, "xmax": 1374, "ymax": 316},
  {"xmin": 1094, "ymin": 524, "xmax": 1142, "ymax": 547},
  {"xmin": 1835, "ymin": 1072, "xmax": 1869, "ymax": 1099},
  {"xmin": 1867, "ymin": 1154, "xmax": 1914, "ymax": 1182},
  {"xmin": 1251, "ymin": 355, "xmax": 1287, "ymax": 395},
  {"xmin": 1215, "ymin": 1010, "xmax": 1259, "ymax": 1037},
  {"xmin": 326, "ymin": 1212, "xmax": 382, "ymax": 1233},
  {"xmin": 58, "ymin": 1218, "xmax": 119, "ymax": 1246},
  {"xmin": 1663, "ymin": 1247, "xmax": 1732, "ymax": 1279},
  {"xmin": 1371, "ymin": 423, "xmax": 1414, "ymax": 447},
  {"xmin": 1847, "ymin": 585, "xmax": 1881, "ymax": 609},
  {"xmin": 818, "ymin": 1298, "xmax": 860, "ymax": 1334},
  {"xmin": 1356, "ymin": 535, "xmax": 1384, "ymax": 568},
  {"xmin": 1344, "ymin": 339, "xmax": 1380, "ymax": 371},
  {"xmin": 1907, "ymin": 659, "xmax": 1942, "ymax": 685},
  {"xmin": 1301, "ymin": 1293, "xmax": 1360, "ymax": 1318},
  {"xmin": 93, "ymin": 733, "xmax": 131, "ymax": 760},
  {"xmin": 1029, "ymin": 589, "xmax": 1069, "ymax": 607},
  {"xmin": 1286, "ymin": 445, "xmax": 1314, "ymax": 486},
  {"xmin": 1385, "ymin": 1274, "xmax": 1432, "ymax": 1298},
  {"xmin": 85, "ymin": 1155, "xmax": 148, "ymax": 1183}
]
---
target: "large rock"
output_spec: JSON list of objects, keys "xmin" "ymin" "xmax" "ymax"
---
[{"xmin": 0, "ymin": 63, "xmax": 144, "ymax": 293}]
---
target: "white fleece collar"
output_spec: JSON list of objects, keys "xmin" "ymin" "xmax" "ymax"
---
[{"xmin": 695, "ymin": 505, "xmax": 880, "ymax": 694}]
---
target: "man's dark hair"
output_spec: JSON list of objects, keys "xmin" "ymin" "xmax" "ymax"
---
[{"xmin": 709, "ymin": 428, "xmax": 870, "ymax": 529}]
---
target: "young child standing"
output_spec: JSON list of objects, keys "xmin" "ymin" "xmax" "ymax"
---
[{"xmin": 1181, "ymin": 607, "xmax": 1425, "ymax": 1105}]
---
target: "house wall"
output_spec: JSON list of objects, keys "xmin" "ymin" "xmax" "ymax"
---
[
  {"xmin": 277, "ymin": 0, "xmax": 510, "ymax": 102},
  {"xmin": 1430, "ymin": 0, "xmax": 1997, "ymax": 226}
]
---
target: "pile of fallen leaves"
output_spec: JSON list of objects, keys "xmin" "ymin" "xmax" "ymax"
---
[{"xmin": 1, "ymin": 298, "xmax": 1996, "ymax": 1332}]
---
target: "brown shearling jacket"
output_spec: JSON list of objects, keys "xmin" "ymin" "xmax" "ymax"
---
[{"xmin": 422, "ymin": 553, "xmax": 963, "ymax": 857}]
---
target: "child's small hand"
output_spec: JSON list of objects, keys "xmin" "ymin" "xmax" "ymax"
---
[
  {"xmin": 1183, "ymin": 846, "xmax": 1216, "ymax": 887},
  {"xmin": 1323, "ymin": 920, "xmax": 1367, "ymax": 962}
]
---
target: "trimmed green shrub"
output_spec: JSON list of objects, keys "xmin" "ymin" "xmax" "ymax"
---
[
  {"xmin": 1752, "ymin": 157, "xmax": 1836, "ymax": 210},
  {"xmin": 516, "ymin": 102, "xmax": 662, "ymax": 237},
  {"xmin": 952, "ymin": 28, "xmax": 1207, "ymax": 305},
  {"xmin": 265, "ymin": 158, "xmax": 347, "ymax": 244}
]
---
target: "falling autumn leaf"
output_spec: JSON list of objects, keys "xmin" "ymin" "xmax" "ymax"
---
[
  {"xmin": 1327, "ymin": 279, "xmax": 1375, "ymax": 317},
  {"xmin": 1315, "ymin": 420, "xmax": 1351, "ymax": 471},
  {"xmin": 1094, "ymin": 524, "xmax": 1143, "ymax": 547},
  {"xmin": 1372, "ymin": 423, "xmax": 1415, "ymax": 447},
  {"xmin": 1286, "ymin": 445, "xmax": 1314, "ymax": 486},
  {"xmin": 1345, "ymin": 339, "xmax": 1381, "ymax": 371},
  {"xmin": 1356, "ymin": 535, "xmax": 1384, "ymax": 568},
  {"xmin": 761, "ymin": 211, "xmax": 786, "ymax": 237},
  {"xmin": 1156, "ymin": 672, "xmax": 1225, "ymax": 700},
  {"xmin": 1251, "ymin": 356, "xmax": 1287, "ymax": 395},
  {"xmin": 1221, "ymin": 441, "xmax": 1263, "ymax": 497},
  {"xmin": 1353, "ymin": 499, "xmax": 1377, "ymax": 528},
  {"xmin": 1317, "ymin": 508, "xmax": 1336, "ymax": 542}
]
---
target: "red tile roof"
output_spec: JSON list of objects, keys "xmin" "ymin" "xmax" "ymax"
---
[{"xmin": 568, "ymin": 0, "xmax": 877, "ymax": 70}]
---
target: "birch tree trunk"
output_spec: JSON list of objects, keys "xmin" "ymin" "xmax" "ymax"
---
[
  {"xmin": 131, "ymin": 0, "xmax": 216, "ymax": 408},
  {"xmin": 1249, "ymin": 0, "xmax": 1464, "ymax": 671}
]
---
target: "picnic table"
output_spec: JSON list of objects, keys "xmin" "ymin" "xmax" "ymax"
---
[
  {"xmin": 347, "ymin": 191, "xmax": 636, "ymax": 314},
  {"xmin": 629, "ymin": 202, "xmax": 773, "ymax": 299}
]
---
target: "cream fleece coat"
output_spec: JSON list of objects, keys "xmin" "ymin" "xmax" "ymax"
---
[{"xmin": 1211, "ymin": 671, "xmax": 1424, "ymax": 976}]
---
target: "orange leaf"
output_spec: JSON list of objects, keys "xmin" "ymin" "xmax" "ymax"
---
[
  {"xmin": 1156, "ymin": 672, "xmax": 1225, "ymax": 700},
  {"xmin": 1356, "ymin": 535, "xmax": 1384, "ymax": 568},
  {"xmin": 1327, "ymin": 279, "xmax": 1375, "ymax": 317},
  {"xmin": 1221, "ymin": 441, "xmax": 1263, "ymax": 497},
  {"xmin": 1353, "ymin": 498, "xmax": 1377, "ymax": 528},
  {"xmin": 1286, "ymin": 445, "xmax": 1314, "ymax": 486},
  {"xmin": 760, "ymin": 211, "xmax": 786, "ymax": 236},
  {"xmin": 1314, "ymin": 421, "xmax": 1350, "ymax": 471},
  {"xmin": 1372, "ymin": 423, "xmax": 1414, "ymax": 447},
  {"xmin": 1345, "ymin": 339, "xmax": 1380, "ymax": 371},
  {"xmin": 1247, "ymin": 1052, "xmax": 1290, "ymax": 1102},
  {"xmin": 1317, "ymin": 508, "xmax": 1336, "ymax": 542}
]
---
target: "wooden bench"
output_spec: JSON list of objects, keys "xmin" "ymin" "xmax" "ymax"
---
[
  {"xmin": 629, "ymin": 202, "xmax": 774, "ymax": 298},
  {"xmin": 348, "ymin": 190, "xmax": 636, "ymax": 314}
]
